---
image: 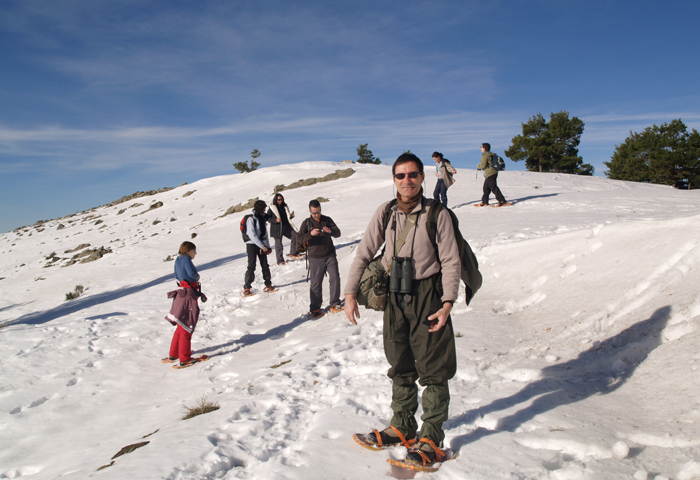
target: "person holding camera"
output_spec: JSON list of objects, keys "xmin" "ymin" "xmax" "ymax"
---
[
  {"xmin": 343, "ymin": 153, "xmax": 461, "ymax": 468},
  {"xmin": 296, "ymin": 199, "xmax": 342, "ymax": 319}
]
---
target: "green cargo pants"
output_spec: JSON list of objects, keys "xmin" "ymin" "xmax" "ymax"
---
[{"xmin": 383, "ymin": 274, "xmax": 456, "ymax": 445}]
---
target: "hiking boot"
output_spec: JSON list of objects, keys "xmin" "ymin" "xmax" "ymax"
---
[
  {"xmin": 309, "ymin": 309, "xmax": 324, "ymax": 319},
  {"xmin": 178, "ymin": 358, "xmax": 198, "ymax": 368},
  {"xmin": 404, "ymin": 439, "xmax": 446, "ymax": 467},
  {"xmin": 242, "ymin": 288, "xmax": 254, "ymax": 297},
  {"xmin": 161, "ymin": 356, "xmax": 177, "ymax": 363},
  {"xmin": 328, "ymin": 304, "xmax": 344, "ymax": 314},
  {"xmin": 474, "ymin": 203, "xmax": 488, "ymax": 207},
  {"xmin": 366, "ymin": 426, "xmax": 416, "ymax": 448},
  {"xmin": 264, "ymin": 285, "xmax": 277, "ymax": 293}
]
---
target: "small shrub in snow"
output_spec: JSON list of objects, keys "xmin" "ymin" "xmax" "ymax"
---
[
  {"xmin": 182, "ymin": 395, "xmax": 220, "ymax": 420},
  {"xmin": 65, "ymin": 285, "xmax": 85, "ymax": 301}
]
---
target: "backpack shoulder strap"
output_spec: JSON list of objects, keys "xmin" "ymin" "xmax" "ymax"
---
[
  {"xmin": 426, "ymin": 201, "xmax": 443, "ymax": 252},
  {"xmin": 381, "ymin": 199, "xmax": 398, "ymax": 234}
]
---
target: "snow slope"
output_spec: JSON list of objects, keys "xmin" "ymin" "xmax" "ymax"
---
[{"xmin": 1, "ymin": 162, "xmax": 700, "ymax": 480}]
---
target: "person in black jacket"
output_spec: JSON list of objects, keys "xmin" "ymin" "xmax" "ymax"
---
[
  {"xmin": 266, "ymin": 193, "xmax": 300, "ymax": 265},
  {"xmin": 296, "ymin": 199, "xmax": 342, "ymax": 318}
]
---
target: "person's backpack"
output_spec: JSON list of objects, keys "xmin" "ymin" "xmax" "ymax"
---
[
  {"xmin": 426, "ymin": 202, "xmax": 482, "ymax": 304},
  {"xmin": 240, "ymin": 214, "xmax": 254, "ymax": 242},
  {"xmin": 490, "ymin": 153, "xmax": 506, "ymax": 171}
]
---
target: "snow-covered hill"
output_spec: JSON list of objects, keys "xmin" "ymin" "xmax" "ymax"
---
[{"xmin": 1, "ymin": 162, "xmax": 700, "ymax": 480}]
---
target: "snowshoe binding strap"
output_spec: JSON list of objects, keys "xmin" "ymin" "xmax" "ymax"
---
[
  {"xmin": 407, "ymin": 438, "xmax": 446, "ymax": 467},
  {"xmin": 370, "ymin": 426, "xmax": 415, "ymax": 448}
]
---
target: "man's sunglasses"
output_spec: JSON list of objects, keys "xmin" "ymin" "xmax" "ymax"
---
[{"xmin": 393, "ymin": 172, "xmax": 421, "ymax": 180}]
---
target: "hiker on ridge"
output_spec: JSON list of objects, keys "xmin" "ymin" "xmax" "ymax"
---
[
  {"xmin": 296, "ymin": 199, "xmax": 342, "ymax": 319},
  {"xmin": 344, "ymin": 153, "xmax": 461, "ymax": 469},
  {"xmin": 476, "ymin": 142, "xmax": 508, "ymax": 207},
  {"xmin": 243, "ymin": 200, "xmax": 276, "ymax": 296},
  {"xmin": 432, "ymin": 152, "xmax": 456, "ymax": 206},
  {"xmin": 267, "ymin": 193, "xmax": 300, "ymax": 265}
]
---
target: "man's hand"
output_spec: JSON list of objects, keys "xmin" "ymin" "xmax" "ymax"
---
[
  {"xmin": 310, "ymin": 228, "xmax": 320, "ymax": 236},
  {"xmin": 344, "ymin": 294, "xmax": 360, "ymax": 325},
  {"xmin": 322, "ymin": 226, "xmax": 331, "ymax": 234},
  {"xmin": 261, "ymin": 247, "xmax": 269, "ymax": 253},
  {"xmin": 276, "ymin": 218, "xmax": 281, "ymax": 223},
  {"xmin": 426, "ymin": 302, "xmax": 453, "ymax": 332}
]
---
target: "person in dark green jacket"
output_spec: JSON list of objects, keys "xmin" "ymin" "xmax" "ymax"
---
[{"xmin": 476, "ymin": 143, "xmax": 508, "ymax": 207}]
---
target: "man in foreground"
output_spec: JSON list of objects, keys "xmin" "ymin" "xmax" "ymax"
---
[{"xmin": 344, "ymin": 153, "xmax": 461, "ymax": 468}]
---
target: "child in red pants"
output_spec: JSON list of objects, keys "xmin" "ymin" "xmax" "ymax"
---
[{"xmin": 162, "ymin": 241, "xmax": 206, "ymax": 367}]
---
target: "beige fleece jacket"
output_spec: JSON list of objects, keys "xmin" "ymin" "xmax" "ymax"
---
[{"xmin": 344, "ymin": 197, "xmax": 461, "ymax": 302}]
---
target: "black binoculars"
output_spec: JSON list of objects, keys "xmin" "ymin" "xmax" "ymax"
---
[{"xmin": 389, "ymin": 257, "xmax": 413, "ymax": 294}]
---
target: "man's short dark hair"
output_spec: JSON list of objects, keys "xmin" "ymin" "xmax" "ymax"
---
[
  {"xmin": 253, "ymin": 200, "xmax": 267, "ymax": 215},
  {"xmin": 432, "ymin": 151, "xmax": 443, "ymax": 159},
  {"xmin": 309, "ymin": 199, "xmax": 321, "ymax": 209},
  {"xmin": 482, "ymin": 143, "xmax": 491, "ymax": 152},
  {"xmin": 392, "ymin": 153, "xmax": 424, "ymax": 176}
]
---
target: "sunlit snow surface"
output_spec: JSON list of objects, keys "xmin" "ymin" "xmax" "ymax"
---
[{"xmin": 2, "ymin": 162, "xmax": 700, "ymax": 479}]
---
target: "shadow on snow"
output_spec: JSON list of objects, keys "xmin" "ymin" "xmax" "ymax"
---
[
  {"xmin": 451, "ymin": 193, "xmax": 558, "ymax": 210},
  {"xmin": 447, "ymin": 305, "xmax": 670, "ymax": 452},
  {"xmin": 196, "ymin": 314, "xmax": 312, "ymax": 357},
  {"xmin": 7, "ymin": 253, "xmax": 246, "ymax": 327}
]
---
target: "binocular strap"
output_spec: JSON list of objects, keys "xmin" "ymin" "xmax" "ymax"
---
[{"xmin": 394, "ymin": 212, "xmax": 419, "ymax": 258}]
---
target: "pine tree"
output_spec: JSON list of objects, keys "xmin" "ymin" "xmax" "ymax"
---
[
  {"xmin": 233, "ymin": 149, "xmax": 262, "ymax": 173},
  {"xmin": 356, "ymin": 144, "xmax": 381, "ymax": 164},
  {"xmin": 505, "ymin": 111, "xmax": 591, "ymax": 175},
  {"xmin": 605, "ymin": 119, "xmax": 700, "ymax": 189}
]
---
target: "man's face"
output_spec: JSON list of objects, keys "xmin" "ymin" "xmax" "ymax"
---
[
  {"xmin": 309, "ymin": 206, "xmax": 322, "ymax": 219},
  {"xmin": 393, "ymin": 162, "xmax": 424, "ymax": 198},
  {"xmin": 481, "ymin": 147, "xmax": 485, "ymax": 153}
]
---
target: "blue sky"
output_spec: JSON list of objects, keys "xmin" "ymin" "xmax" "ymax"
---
[{"xmin": 1, "ymin": 0, "xmax": 699, "ymax": 232}]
